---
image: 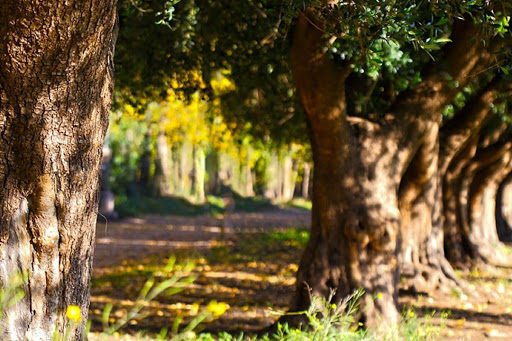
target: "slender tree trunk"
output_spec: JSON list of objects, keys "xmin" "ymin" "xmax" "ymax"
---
[
  {"xmin": 99, "ymin": 137, "xmax": 116, "ymax": 219},
  {"xmin": 138, "ymin": 130, "xmax": 152, "ymax": 194},
  {"xmin": 154, "ymin": 131, "xmax": 172, "ymax": 197},
  {"xmin": 276, "ymin": 152, "xmax": 284, "ymax": 200},
  {"xmin": 193, "ymin": 146, "xmax": 206, "ymax": 202},
  {"xmin": 282, "ymin": 152, "xmax": 294, "ymax": 201},
  {"xmin": 291, "ymin": 159, "xmax": 300, "ymax": 198},
  {"xmin": 243, "ymin": 147, "xmax": 254, "ymax": 197},
  {"xmin": 179, "ymin": 143, "xmax": 189, "ymax": 195},
  {"xmin": 301, "ymin": 162, "xmax": 311, "ymax": 199},
  {"xmin": 205, "ymin": 151, "xmax": 221, "ymax": 195},
  {"xmin": 171, "ymin": 145, "xmax": 180, "ymax": 194},
  {"xmin": 190, "ymin": 145, "xmax": 197, "ymax": 198},
  {"xmin": 0, "ymin": 1, "xmax": 117, "ymax": 339}
]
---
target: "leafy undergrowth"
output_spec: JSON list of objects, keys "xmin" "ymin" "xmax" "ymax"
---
[{"xmin": 91, "ymin": 215, "xmax": 512, "ymax": 340}]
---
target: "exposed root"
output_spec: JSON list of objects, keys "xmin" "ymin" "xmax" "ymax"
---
[{"xmin": 401, "ymin": 259, "xmax": 465, "ymax": 296}]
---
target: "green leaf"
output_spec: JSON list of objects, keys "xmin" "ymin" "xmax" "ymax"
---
[
  {"xmin": 421, "ymin": 44, "xmax": 441, "ymax": 50},
  {"xmin": 434, "ymin": 37, "xmax": 452, "ymax": 43},
  {"xmin": 434, "ymin": 17, "xmax": 450, "ymax": 26}
]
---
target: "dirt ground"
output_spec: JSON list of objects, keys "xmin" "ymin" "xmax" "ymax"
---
[{"xmin": 92, "ymin": 210, "xmax": 512, "ymax": 340}]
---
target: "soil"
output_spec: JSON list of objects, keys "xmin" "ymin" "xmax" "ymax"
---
[{"xmin": 91, "ymin": 209, "xmax": 512, "ymax": 340}]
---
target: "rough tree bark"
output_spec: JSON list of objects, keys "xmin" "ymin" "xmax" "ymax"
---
[{"xmin": 0, "ymin": 0, "xmax": 117, "ymax": 339}]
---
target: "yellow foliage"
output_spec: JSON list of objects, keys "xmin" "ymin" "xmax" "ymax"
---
[
  {"xmin": 149, "ymin": 89, "xmax": 236, "ymax": 152},
  {"xmin": 211, "ymin": 70, "xmax": 235, "ymax": 94}
]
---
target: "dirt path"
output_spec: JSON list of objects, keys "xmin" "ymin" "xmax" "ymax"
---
[
  {"xmin": 92, "ymin": 210, "xmax": 512, "ymax": 340},
  {"xmin": 94, "ymin": 209, "xmax": 311, "ymax": 269}
]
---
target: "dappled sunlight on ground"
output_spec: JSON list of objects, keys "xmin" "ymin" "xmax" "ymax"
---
[
  {"xmin": 91, "ymin": 210, "xmax": 308, "ymax": 336},
  {"xmin": 92, "ymin": 212, "xmax": 512, "ymax": 339}
]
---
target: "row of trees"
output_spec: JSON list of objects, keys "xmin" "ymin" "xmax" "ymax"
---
[
  {"xmin": 1, "ymin": 0, "xmax": 512, "ymax": 339},
  {"xmin": 105, "ymin": 88, "xmax": 312, "ymax": 205},
  {"xmin": 288, "ymin": 3, "xmax": 512, "ymax": 325}
]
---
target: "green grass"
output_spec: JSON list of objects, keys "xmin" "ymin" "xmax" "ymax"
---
[
  {"xmin": 284, "ymin": 198, "xmax": 312, "ymax": 211},
  {"xmin": 268, "ymin": 229, "xmax": 310, "ymax": 248}
]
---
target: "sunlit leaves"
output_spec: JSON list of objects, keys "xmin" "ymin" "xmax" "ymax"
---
[{"xmin": 156, "ymin": 0, "xmax": 181, "ymax": 27}]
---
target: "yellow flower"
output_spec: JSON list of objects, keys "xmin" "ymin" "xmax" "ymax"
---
[
  {"xmin": 66, "ymin": 305, "xmax": 81, "ymax": 322},
  {"xmin": 184, "ymin": 331, "xmax": 196, "ymax": 339},
  {"xmin": 376, "ymin": 292, "xmax": 384, "ymax": 299},
  {"xmin": 206, "ymin": 300, "xmax": 229, "ymax": 316},
  {"xmin": 189, "ymin": 303, "xmax": 200, "ymax": 316}
]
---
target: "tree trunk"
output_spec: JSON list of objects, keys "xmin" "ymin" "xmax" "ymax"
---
[
  {"xmin": 442, "ymin": 138, "xmax": 479, "ymax": 265},
  {"xmin": 138, "ymin": 130, "xmax": 152, "ymax": 194},
  {"xmin": 290, "ymin": 10, "xmax": 404, "ymax": 326},
  {"xmin": 411, "ymin": 79, "xmax": 498, "ymax": 275},
  {"xmin": 276, "ymin": 152, "xmax": 284, "ymax": 200},
  {"xmin": 179, "ymin": 143, "xmax": 189, "ymax": 195},
  {"xmin": 301, "ymin": 162, "xmax": 311, "ymax": 199},
  {"xmin": 496, "ymin": 172, "xmax": 512, "ymax": 241},
  {"xmin": 99, "ymin": 136, "xmax": 117, "ymax": 219},
  {"xmin": 193, "ymin": 146, "xmax": 206, "ymax": 203},
  {"xmin": 398, "ymin": 125, "xmax": 459, "ymax": 292},
  {"xmin": 243, "ymin": 147, "xmax": 254, "ymax": 197},
  {"xmin": 205, "ymin": 151, "xmax": 221, "ymax": 195},
  {"xmin": 0, "ymin": 1, "xmax": 117, "ymax": 339},
  {"xmin": 465, "ymin": 149, "xmax": 512, "ymax": 265},
  {"xmin": 154, "ymin": 131, "xmax": 172, "ymax": 197},
  {"xmin": 282, "ymin": 152, "xmax": 294, "ymax": 201},
  {"xmin": 446, "ymin": 139, "xmax": 512, "ymax": 264},
  {"xmin": 289, "ymin": 8, "xmax": 493, "ymax": 325}
]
